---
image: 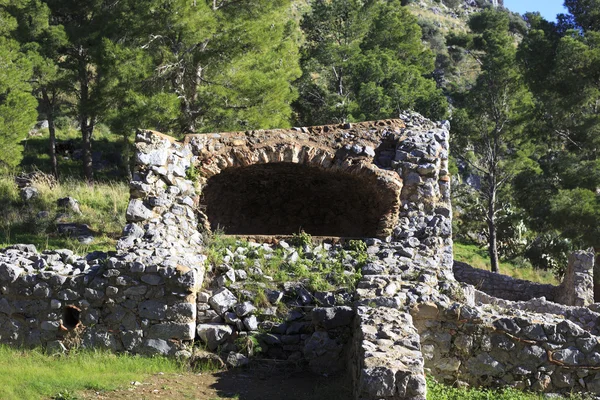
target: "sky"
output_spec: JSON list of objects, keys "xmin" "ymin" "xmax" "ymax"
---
[{"xmin": 502, "ymin": 0, "xmax": 567, "ymax": 21}]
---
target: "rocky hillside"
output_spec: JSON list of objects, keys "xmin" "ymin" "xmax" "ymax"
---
[
  {"xmin": 405, "ymin": 0, "xmax": 508, "ymax": 90},
  {"xmin": 407, "ymin": 0, "xmax": 503, "ymax": 28}
]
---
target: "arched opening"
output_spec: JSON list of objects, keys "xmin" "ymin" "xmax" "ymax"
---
[
  {"xmin": 62, "ymin": 305, "xmax": 81, "ymax": 330},
  {"xmin": 201, "ymin": 163, "xmax": 398, "ymax": 237}
]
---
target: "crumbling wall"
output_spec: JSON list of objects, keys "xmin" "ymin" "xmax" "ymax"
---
[{"xmin": 0, "ymin": 130, "xmax": 204, "ymax": 356}]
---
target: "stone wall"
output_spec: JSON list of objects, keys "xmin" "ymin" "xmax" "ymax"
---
[
  {"xmin": 0, "ymin": 130, "xmax": 205, "ymax": 356},
  {"xmin": 414, "ymin": 299, "xmax": 600, "ymax": 393},
  {"xmin": 3, "ymin": 113, "xmax": 600, "ymax": 399},
  {"xmin": 454, "ymin": 251, "xmax": 595, "ymax": 308},
  {"xmin": 453, "ymin": 261, "xmax": 558, "ymax": 302},
  {"xmin": 557, "ymin": 251, "xmax": 595, "ymax": 307},
  {"xmin": 351, "ymin": 113, "xmax": 453, "ymax": 400}
]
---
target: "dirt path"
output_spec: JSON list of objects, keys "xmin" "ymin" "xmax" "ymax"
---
[{"xmin": 81, "ymin": 365, "xmax": 352, "ymax": 400}]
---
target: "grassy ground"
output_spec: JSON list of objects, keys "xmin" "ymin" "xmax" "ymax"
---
[
  {"xmin": 0, "ymin": 174, "xmax": 128, "ymax": 253},
  {"xmin": 426, "ymin": 379, "xmax": 588, "ymax": 400},
  {"xmin": 0, "ymin": 346, "xmax": 183, "ymax": 400},
  {"xmin": 0, "ymin": 346, "xmax": 585, "ymax": 400},
  {"xmin": 454, "ymin": 242, "xmax": 559, "ymax": 285}
]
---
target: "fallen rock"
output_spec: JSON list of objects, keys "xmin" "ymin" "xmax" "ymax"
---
[
  {"xmin": 20, "ymin": 186, "xmax": 39, "ymax": 202},
  {"xmin": 57, "ymin": 197, "xmax": 82, "ymax": 214}
]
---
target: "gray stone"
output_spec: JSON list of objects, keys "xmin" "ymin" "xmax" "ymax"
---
[
  {"xmin": 312, "ymin": 306, "xmax": 354, "ymax": 329},
  {"xmin": 553, "ymin": 347, "xmax": 584, "ymax": 366},
  {"xmin": 0, "ymin": 298, "xmax": 12, "ymax": 315},
  {"xmin": 57, "ymin": 197, "xmax": 81, "ymax": 214},
  {"xmin": 124, "ymin": 286, "xmax": 147, "ymax": 296},
  {"xmin": 139, "ymin": 300, "xmax": 167, "ymax": 320},
  {"xmin": 314, "ymin": 291, "xmax": 335, "ymax": 306},
  {"xmin": 360, "ymin": 367, "xmax": 396, "ymax": 397},
  {"xmin": 123, "ymin": 223, "xmax": 144, "ymax": 239},
  {"xmin": 46, "ymin": 340, "xmax": 67, "ymax": 355},
  {"xmin": 137, "ymin": 148, "xmax": 169, "ymax": 166},
  {"xmin": 265, "ymin": 289, "xmax": 283, "ymax": 304},
  {"xmin": 466, "ymin": 353, "xmax": 504, "ymax": 376},
  {"xmin": 234, "ymin": 302, "xmax": 256, "ymax": 317},
  {"xmin": 196, "ymin": 323, "xmax": 233, "ymax": 351},
  {"xmin": 141, "ymin": 274, "xmax": 163, "ymax": 285},
  {"xmin": 126, "ymin": 199, "xmax": 154, "ymax": 222},
  {"xmin": 243, "ymin": 315, "xmax": 258, "ymax": 331},
  {"xmin": 209, "ymin": 288, "xmax": 237, "ymax": 314},
  {"xmin": 20, "ymin": 187, "xmax": 39, "ymax": 202},
  {"xmin": 0, "ymin": 264, "xmax": 23, "ymax": 283},
  {"xmin": 166, "ymin": 303, "xmax": 196, "ymax": 321},
  {"xmin": 226, "ymin": 352, "xmax": 249, "ymax": 368},
  {"xmin": 41, "ymin": 321, "xmax": 60, "ymax": 331},
  {"xmin": 122, "ymin": 330, "xmax": 143, "ymax": 351},
  {"xmin": 142, "ymin": 338, "xmax": 172, "ymax": 355},
  {"xmin": 148, "ymin": 322, "xmax": 195, "ymax": 340}
]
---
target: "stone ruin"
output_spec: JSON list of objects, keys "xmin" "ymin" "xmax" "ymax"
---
[{"xmin": 0, "ymin": 112, "xmax": 599, "ymax": 399}]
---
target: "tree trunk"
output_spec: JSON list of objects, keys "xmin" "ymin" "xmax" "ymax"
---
[
  {"xmin": 81, "ymin": 118, "xmax": 94, "ymax": 183},
  {"xmin": 487, "ymin": 186, "xmax": 500, "ymax": 273},
  {"xmin": 42, "ymin": 88, "xmax": 59, "ymax": 180},
  {"xmin": 122, "ymin": 131, "xmax": 131, "ymax": 179},
  {"xmin": 48, "ymin": 114, "xmax": 58, "ymax": 180}
]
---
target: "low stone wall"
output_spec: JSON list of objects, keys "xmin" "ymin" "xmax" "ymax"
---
[
  {"xmin": 454, "ymin": 251, "xmax": 595, "ymax": 307},
  {"xmin": 414, "ymin": 299, "xmax": 600, "ymax": 394},
  {"xmin": 0, "ymin": 245, "xmax": 202, "ymax": 355},
  {"xmin": 0, "ymin": 129, "xmax": 205, "ymax": 355},
  {"xmin": 453, "ymin": 261, "xmax": 557, "ymax": 302}
]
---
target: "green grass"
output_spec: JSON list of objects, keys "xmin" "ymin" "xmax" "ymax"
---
[
  {"xmin": 206, "ymin": 233, "xmax": 367, "ymax": 297},
  {"xmin": 0, "ymin": 346, "xmax": 183, "ymax": 400},
  {"xmin": 0, "ymin": 174, "xmax": 129, "ymax": 253},
  {"xmin": 454, "ymin": 242, "xmax": 559, "ymax": 285},
  {"xmin": 426, "ymin": 379, "xmax": 587, "ymax": 399}
]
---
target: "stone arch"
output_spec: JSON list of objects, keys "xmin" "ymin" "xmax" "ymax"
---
[{"xmin": 192, "ymin": 142, "xmax": 402, "ymax": 238}]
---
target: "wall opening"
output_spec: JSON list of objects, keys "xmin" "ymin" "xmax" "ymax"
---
[
  {"xmin": 62, "ymin": 306, "xmax": 81, "ymax": 330},
  {"xmin": 201, "ymin": 163, "xmax": 397, "ymax": 237}
]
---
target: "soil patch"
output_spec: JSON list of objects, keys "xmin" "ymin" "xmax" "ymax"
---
[{"xmin": 81, "ymin": 364, "xmax": 351, "ymax": 400}]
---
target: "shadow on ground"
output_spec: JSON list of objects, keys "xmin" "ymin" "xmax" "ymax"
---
[{"xmin": 210, "ymin": 363, "xmax": 352, "ymax": 400}]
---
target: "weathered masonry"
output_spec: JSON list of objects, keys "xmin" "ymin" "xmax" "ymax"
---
[{"xmin": 1, "ymin": 112, "xmax": 600, "ymax": 399}]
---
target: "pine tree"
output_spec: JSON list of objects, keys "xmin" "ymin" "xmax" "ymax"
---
[
  {"xmin": 139, "ymin": 0, "xmax": 302, "ymax": 134},
  {"xmin": 295, "ymin": 0, "xmax": 447, "ymax": 126},
  {"xmin": 515, "ymin": 5, "xmax": 600, "ymax": 264},
  {"xmin": 0, "ymin": 0, "xmax": 37, "ymax": 170},
  {"xmin": 10, "ymin": 0, "xmax": 67, "ymax": 178},
  {"xmin": 450, "ymin": 9, "xmax": 532, "ymax": 273}
]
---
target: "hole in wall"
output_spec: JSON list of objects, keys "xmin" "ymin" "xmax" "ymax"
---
[
  {"xmin": 62, "ymin": 305, "xmax": 81, "ymax": 330},
  {"xmin": 201, "ymin": 162, "xmax": 398, "ymax": 237}
]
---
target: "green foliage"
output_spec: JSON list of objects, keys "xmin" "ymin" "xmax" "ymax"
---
[
  {"xmin": 515, "ymin": 7, "xmax": 600, "ymax": 261},
  {"xmin": 0, "ymin": 3, "xmax": 37, "ymax": 169},
  {"xmin": 205, "ymin": 236, "xmax": 368, "ymax": 295},
  {"xmin": 235, "ymin": 335, "xmax": 263, "ymax": 356},
  {"xmin": 137, "ymin": 0, "xmax": 302, "ymax": 134},
  {"xmin": 295, "ymin": 0, "xmax": 447, "ymax": 125},
  {"xmin": 290, "ymin": 230, "xmax": 312, "ymax": 247}
]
